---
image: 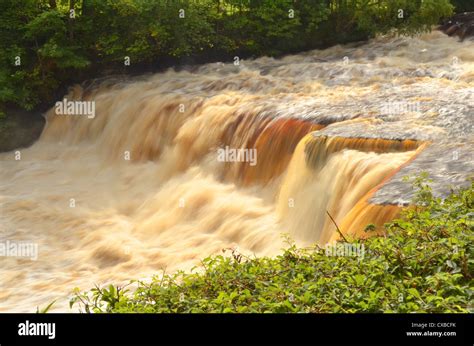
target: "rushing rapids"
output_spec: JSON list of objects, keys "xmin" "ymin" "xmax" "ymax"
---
[{"xmin": 0, "ymin": 31, "xmax": 472, "ymax": 311}]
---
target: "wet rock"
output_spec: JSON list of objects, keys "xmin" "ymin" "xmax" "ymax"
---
[
  {"xmin": 0, "ymin": 109, "xmax": 45, "ymax": 153},
  {"xmin": 439, "ymin": 12, "xmax": 474, "ymax": 41}
]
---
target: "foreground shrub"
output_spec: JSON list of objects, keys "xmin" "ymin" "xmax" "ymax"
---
[{"xmin": 70, "ymin": 177, "xmax": 473, "ymax": 313}]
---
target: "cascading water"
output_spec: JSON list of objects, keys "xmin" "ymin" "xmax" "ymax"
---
[
  {"xmin": 0, "ymin": 31, "xmax": 472, "ymax": 311},
  {"xmin": 276, "ymin": 134, "xmax": 422, "ymax": 244}
]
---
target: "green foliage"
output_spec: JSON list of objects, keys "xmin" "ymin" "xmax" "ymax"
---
[
  {"xmin": 36, "ymin": 300, "xmax": 56, "ymax": 313},
  {"xmin": 70, "ymin": 177, "xmax": 473, "ymax": 313},
  {"xmin": 0, "ymin": 0, "xmax": 455, "ymax": 111},
  {"xmin": 352, "ymin": 0, "xmax": 454, "ymax": 36}
]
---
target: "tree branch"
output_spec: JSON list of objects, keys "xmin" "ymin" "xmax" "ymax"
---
[{"xmin": 326, "ymin": 210, "xmax": 348, "ymax": 242}]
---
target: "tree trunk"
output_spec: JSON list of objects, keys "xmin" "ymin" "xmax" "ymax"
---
[{"xmin": 69, "ymin": 0, "xmax": 75, "ymax": 40}]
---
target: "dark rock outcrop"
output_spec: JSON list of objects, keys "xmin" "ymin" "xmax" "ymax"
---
[
  {"xmin": 0, "ymin": 109, "xmax": 45, "ymax": 153},
  {"xmin": 439, "ymin": 12, "xmax": 474, "ymax": 41}
]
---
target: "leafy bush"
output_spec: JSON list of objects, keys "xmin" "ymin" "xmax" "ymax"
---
[{"xmin": 70, "ymin": 176, "xmax": 473, "ymax": 313}]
